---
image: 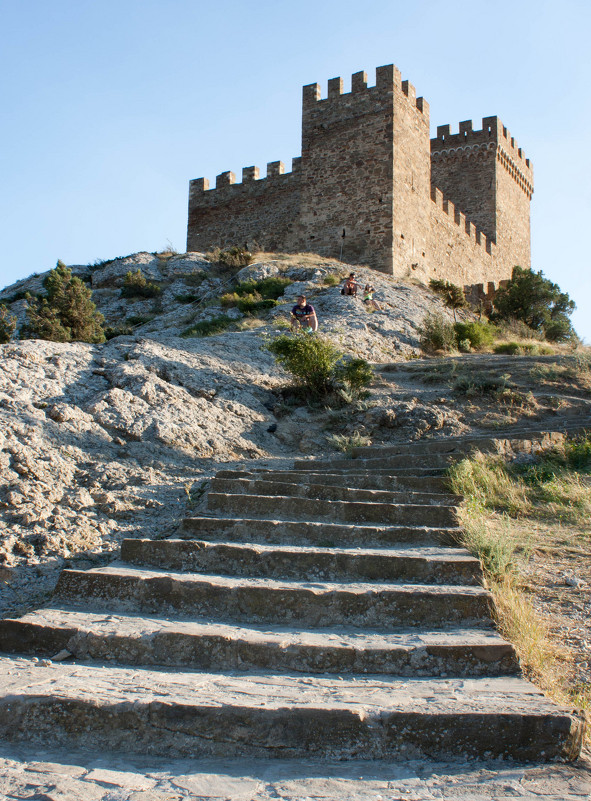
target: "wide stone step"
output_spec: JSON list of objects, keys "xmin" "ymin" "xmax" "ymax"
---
[
  {"xmin": 210, "ymin": 477, "xmax": 459, "ymax": 505},
  {"xmin": 54, "ymin": 565, "xmax": 492, "ymax": 628},
  {"xmin": 181, "ymin": 516, "xmax": 459, "ymax": 547},
  {"xmin": 0, "ymin": 608, "xmax": 519, "ymax": 676},
  {"xmin": 0, "ymin": 656, "xmax": 583, "ymax": 761},
  {"xmin": 293, "ymin": 458, "xmax": 448, "ymax": 474},
  {"xmin": 120, "ymin": 539, "xmax": 481, "ymax": 585},
  {"xmin": 215, "ymin": 469, "xmax": 450, "ymax": 494},
  {"xmin": 298, "ymin": 453, "xmax": 456, "ymax": 470},
  {"xmin": 206, "ymin": 493, "xmax": 458, "ymax": 527},
  {"xmin": 349, "ymin": 431, "xmax": 567, "ymax": 459}
]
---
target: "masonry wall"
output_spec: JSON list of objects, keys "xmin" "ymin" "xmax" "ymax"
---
[
  {"xmin": 390, "ymin": 72, "xmax": 431, "ymax": 277},
  {"xmin": 186, "ymin": 161, "xmax": 302, "ymax": 254},
  {"xmin": 297, "ymin": 68, "xmax": 396, "ymax": 272},
  {"xmin": 430, "ymin": 116, "xmax": 533, "ymax": 278}
]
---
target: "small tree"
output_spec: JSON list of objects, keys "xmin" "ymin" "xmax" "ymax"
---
[
  {"xmin": 0, "ymin": 304, "xmax": 17, "ymax": 343},
  {"xmin": 429, "ymin": 278, "xmax": 467, "ymax": 321},
  {"xmin": 492, "ymin": 266, "xmax": 576, "ymax": 341},
  {"xmin": 25, "ymin": 261, "xmax": 105, "ymax": 343}
]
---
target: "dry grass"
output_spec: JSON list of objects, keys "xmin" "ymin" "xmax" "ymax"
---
[{"xmin": 449, "ymin": 444, "xmax": 591, "ymax": 731}]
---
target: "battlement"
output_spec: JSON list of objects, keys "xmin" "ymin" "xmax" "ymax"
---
[
  {"xmin": 431, "ymin": 116, "xmax": 533, "ymax": 197},
  {"xmin": 189, "ymin": 157, "xmax": 302, "ymax": 198},
  {"xmin": 430, "ymin": 186, "xmax": 495, "ymax": 255},
  {"xmin": 302, "ymin": 64, "xmax": 429, "ymax": 116}
]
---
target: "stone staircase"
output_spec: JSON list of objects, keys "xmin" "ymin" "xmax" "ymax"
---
[{"xmin": 0, "ymin": 433, "xmax": 585, "ymax": 761}]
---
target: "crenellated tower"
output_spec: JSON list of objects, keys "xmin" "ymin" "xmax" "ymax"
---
[
  {"xmin": 297, "ymin": 65, "xmax": 430, "ymax": 273},
  {"xmin": 431, "ymin": 117, "xmax": 534, "ymax": 274},
  {"xmin": 186, "ymin": 63, "xmax": 534, "ymax": 292}
]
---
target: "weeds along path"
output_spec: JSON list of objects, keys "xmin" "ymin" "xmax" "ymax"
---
[{"xmin": 448, "ymin": 437, "xmax": 591, "ymax": 732}]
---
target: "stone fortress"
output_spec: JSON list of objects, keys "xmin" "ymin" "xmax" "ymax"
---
[{"xmin": 187, "ymin": 63, "xmax": 533, "ymax": 299}]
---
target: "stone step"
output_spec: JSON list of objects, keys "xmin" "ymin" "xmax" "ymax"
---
[
  {"xmin": 0, "ymin": 656, "xmax": 583, "ymax": 760},
  {"xmin": 306, "ymin": 453, "xmax": 457, "ymax": 469},
  {"xmin": 53, "ymin": 565, "xmax": 493, "ymax": 628},
  {"xmin": 120, "ymin": 539, "xmax": 481, "ymax": 585},
  {"xmin": 181, "ymin": 516, "xmax": 458, "ymax": 547},
  {"xmin": 349, "ymin": 431, "xmax": 567, "ymax": 459},
  {"xmin": 209, "ymin": 477, "xmax": 459, "ymax": 506},
  {"xmin": 293, "ymin": 457, "xmax": 448, "ymax": 474},
  {"xmin": 214, "ymin": 469, "xmax": 449, "ymax": 493},
  {"xmin": 206, "ymin": 493, "xmax": 458, "ymax": 527},
  {"xmin": 0, "ymin": 608, "xmax": 519, "ymax": 677}
]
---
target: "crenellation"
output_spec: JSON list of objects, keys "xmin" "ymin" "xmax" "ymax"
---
[
  {"xmin": 242, "ymin": 166, "xmax": 259, "ymax": 182},
  {"xmin": 187, "ymin": 61, "xmax": 532, "ymax": 289},
  {"xmin": 216, "ymin": 171, "xmax": 235, "ymax": 188},
  {"xmin": 267, "ymin": 161, "xmax": 285, "ymax": 178},
  {"xmin": 401, "ymin": 79, "xmax": 416, "ymax": 102},
  {"xmin": 190, "ymin": 177, "xmax": 209, "ymax": 193},
  {"xmin": 351, "ymin": 70, "xmax": 368, "ymax": 92},
  {"xmin": 328, "ymin": 77, "xmax": 344, "ymax": 98},
  {"xmin": 303, "ymin": 82, "xmax": 321, "ymax": 105}
]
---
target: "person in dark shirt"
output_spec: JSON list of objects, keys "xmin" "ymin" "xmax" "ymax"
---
[{"xmin": 291, "ymin": 295, "xmax": 318, "ymax": 331}]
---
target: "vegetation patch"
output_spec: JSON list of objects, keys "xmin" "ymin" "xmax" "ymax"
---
[
  {"xmin": 491, "ymin": 266, "xmax": 576, "ymax": 342},
  {"xmin": 181, "ymin": 315, "xmax": 234, "ymax": 338},
  {"xmin": 22, "ymin": 261, "xmax": 105, "ymax": 343},
  {"xmin": 0, "ymin": 304, "xmax": 17, "ymax": 343},
  {"xmin": 121, "ymin": 269, "xmax": 162, "ymax": 299},
  {"xmin": 448, "ymin": 438, "xmax": 591, "ymax": 725},
  {"xmin": 429, "ymin": 278, "xmax": 467, "ymax": 320},
  {"xmin": 206, "ymin": 246, "xmax": 253, "ymax": 268},
  {"xmin": 494, "ymin": 341, "xmax": 553, "ymax": 355},
  {"xmin": 328, "ymin": 430, "xmax": 372, "ymax": 453},
  {"xmin": 266, "ymin": 333, "xmax": 373, "ymax": 401}
]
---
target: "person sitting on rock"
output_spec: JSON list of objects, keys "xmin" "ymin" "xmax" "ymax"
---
[
  {"xmin": 341, "ymin": 273, "xmax": 361, "ymax": 296},
  {"xmin": 291, "ymin": 295, "xmax": 318, "ymax": 332},
  {"xmin": 363, "ymin": 283, "xmax": 381, "ymax": 311}
]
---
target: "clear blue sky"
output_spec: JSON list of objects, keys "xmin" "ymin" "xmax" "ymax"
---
[{"xmin": 1, "ymin": 0, "xmax": 589, "ymax": 339}]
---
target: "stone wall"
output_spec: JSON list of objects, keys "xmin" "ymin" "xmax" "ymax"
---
[{"xmin": 186, "ymin": 160, "xmax": 302, "ymax": 254}]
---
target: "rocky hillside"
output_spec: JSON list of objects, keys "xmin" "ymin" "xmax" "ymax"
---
[{"xmin": 0, "ymin": 250, "xmax": 588, "ymax": 619}]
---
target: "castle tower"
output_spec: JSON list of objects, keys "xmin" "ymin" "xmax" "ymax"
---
[
  {"xmin": 430, "ymin": 117, "xmax": 534, "ymax": 275},
  {"xmin": 296, "ymin": 65, "xmax": 430, "ymax": 275}
]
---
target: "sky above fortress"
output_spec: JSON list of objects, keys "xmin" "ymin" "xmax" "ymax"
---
[{"xmin": 1, "ymin": 0, "xmax": 590, "ymax": 340}]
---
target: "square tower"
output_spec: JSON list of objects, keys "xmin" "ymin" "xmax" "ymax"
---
[{"xmin": 296, "ymin": 65, "xmax": 431, "ymax": 275}]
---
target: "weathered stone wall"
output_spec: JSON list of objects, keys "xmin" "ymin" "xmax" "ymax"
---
[
  {"xmin": 186, "ymin": 161, "xmax": 302, "ymax": 254},
  {"xmin": 297, "ymin": 68, "xmax": 397, "ymax": 272},
  {"xmin": 390, "ymin": 74, "xmax": 431, "ymax": 277},
  {"xmin": 430, "ymin": 117, "xmax": 533, "ymax": 279}
]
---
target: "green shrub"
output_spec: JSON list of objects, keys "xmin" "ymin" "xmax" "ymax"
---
[
  {"xmin": 104, "ymin": 324, "xmax": 134, "ymax": 339},
  {"xmin": 24, "ymin": 261, "xmax": 105, "ymax": 343},
  {"xmin": 323, "ymin": 274, "xmax": 340, "ymax": 286},
  {"xmin": 221, "ymin": 291, "xmax": 277, "ymax": 314},
  {"xmin": 454, "ymin": 321, "xmax": 496, "ymax": 351},
  {"xmin": 335, "ymin": 358, "xmax": 374, "ymax": 391},
  {"xmin": 419, "ymin": 313, "xmax": 456, "ymax": 352},
  {"xmin": 121, "ymin": 269, "xmax": 162, "ymax": 299},
  {"xmin": 267, "ymin": 334, "xmax": 372, "ymax": 400},
  {"xmin": 0, "ymin": 304, "xmax": 17, "ymax": 343},
  {"xmin": 207, "ymin": 246, "xmax": 253, "ymax": 268},
  {"xmin": 453, "ymin": 370, "xmax": 510, "ymax": 397},
  {"xmin": 181, "ymin": 315, "xmax": 234, "ymax": 337},
  {"xmin": 493, "ymin": 342, "xmax": 554, "ymax": 356}
]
